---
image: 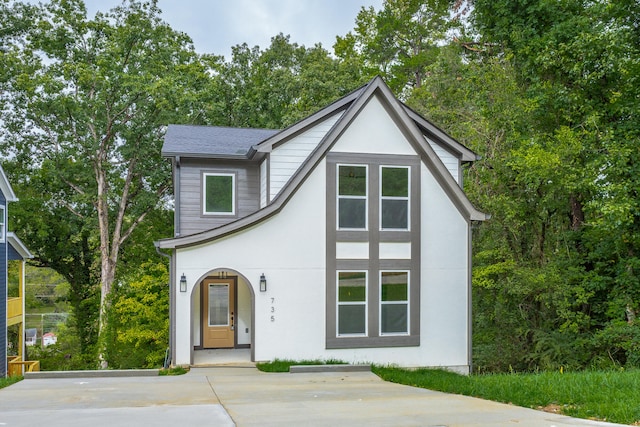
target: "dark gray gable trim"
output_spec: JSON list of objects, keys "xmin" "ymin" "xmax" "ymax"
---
[
  {"xmin": 155, "ymin": 76, "xmax": 487, "ymax": 250},
  {"xmin": 402, "ymin": 105, "xmax": 479, "ymax": 162},
  {"xmin": 253, "ymin": 89, "xmax": 363, "ymax": 154},
  {"xmin": 367, "ymin": 79, "xmax": 489, "ymax": 222}
]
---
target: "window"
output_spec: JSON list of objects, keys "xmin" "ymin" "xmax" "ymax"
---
[
  {"xmin": 0, "ymin": 205, "xmax": 5, "ymax": 242},
  {"xmin": 208, "ymin": 284, "xmax": 229, "ymax": 326},
  {"xmin": 380, "ymin": 271, "xmax": 409, "ymax": 335},
  {"xmin": 337, "ymin": 165, "xmax": 367, "ymax": 229},
  {"xmin": 203, "ymin": 173, "xmax": 235, "ymax": 215},
  {"xmin": 337, "ymin": 271, "xmax": 367, "ymax": 336},
  {"xmin": 380, "ymin": 166, "xmax": 409, "ymax": 230}
]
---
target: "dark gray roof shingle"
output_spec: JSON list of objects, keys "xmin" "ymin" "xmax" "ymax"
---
[{"xmin": 162, "ymin": 124, "xmax": 280, "ymax": 158}]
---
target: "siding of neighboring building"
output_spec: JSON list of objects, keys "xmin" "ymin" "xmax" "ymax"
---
[
  {"xmin": 0, "ymin": 189, "xmax": 6, "ymax": 377},
  {"xmin": 269, "ymin": 112, "xmax": 343, "ymax": 200},
  {"xmin": 178, "ymin": 159, "xmax": 260, "ymax": 236}
]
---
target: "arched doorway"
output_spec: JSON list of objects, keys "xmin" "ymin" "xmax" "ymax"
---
[{"xmin": 189, "ymin": 268, "xmax": 255, "ymax": 365}]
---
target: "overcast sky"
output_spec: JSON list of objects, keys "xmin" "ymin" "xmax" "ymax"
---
[{"xmin": 83, "ymin": 0, "xmax": 383, "ymax": 59}]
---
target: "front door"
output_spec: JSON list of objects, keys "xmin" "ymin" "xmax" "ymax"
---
[{"xmin": 202, "ymin": 278, "xmax": 235, "ymax": 348}]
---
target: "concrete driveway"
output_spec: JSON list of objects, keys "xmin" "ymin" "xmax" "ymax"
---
[{"xmin": 0, "ymin": 367, "xmax": 629, "ymax": 427}]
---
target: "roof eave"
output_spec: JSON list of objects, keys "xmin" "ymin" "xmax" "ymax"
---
[
  {"xmin": 0, "ymin": 164, "xmax": 18, "ymax": 202},
  {"xmin": 7, "ymin": 232, "xmax": 33, "ymax": 259}
]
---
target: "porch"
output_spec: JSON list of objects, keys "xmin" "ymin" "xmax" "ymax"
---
[{"xmin": 192, "ymin": 348, "xmax": 254, "ymax": 367}]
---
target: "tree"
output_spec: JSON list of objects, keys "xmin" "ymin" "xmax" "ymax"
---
[
  {"xmin": 335, "ymin": 0, "xmax": 456, "ymax": 93},
  {"xmin": 0, "ymin": 0, "xmax": 208, "ymax": 341},
  {"xmin": 201, "ymin": 33, "xmax": 366, "ymax": 130}
]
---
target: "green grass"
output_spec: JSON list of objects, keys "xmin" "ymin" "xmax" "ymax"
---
[
  {"xmin": 256, "ymin": 358, "xmax": 347, "ymax": 372},
  {"xmin": 158, "ymin": 366, "xmax": 189, "ymax": 376},
  {"xmin": 372, "ymin": 366, "xmax": 640, "ymax": 425},
  {"xmin": 0, "ymin": 376, "xmax": 22, "ymax": 389}
]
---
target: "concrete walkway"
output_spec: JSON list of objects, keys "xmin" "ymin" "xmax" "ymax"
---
[{"xmin": 0, "ymin": 367, "xmax": 630, "ymax": 427}]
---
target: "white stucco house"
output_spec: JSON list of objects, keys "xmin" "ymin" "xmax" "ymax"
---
[{"xmin": 155, "ymin": 77, "xmax": 488, "ymax": 373}]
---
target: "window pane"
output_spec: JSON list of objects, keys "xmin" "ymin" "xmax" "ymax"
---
[
  {"xmin": 381, "ymin": 199, "xmax": 408, "ymax": 229},
  {"xmin": 209, "ymin": 284, "xmax": 229, "ymax": 326},
  {"xmin": 381, "ymin": 304, "xmax": 408, "ymax": 334},
  {"xmin": 205, "ymin": 175, "xmax": 233, "ymax": 213},
  {"xmin": 338, "ymin": 272, "xmax": 366, "ymax": 302},
  {"xmin": 338, "ymin": 305, "xmax": 366, "ymax": 335},
  {"xmin": 382, "ymin": 167, "xmax": 408, "ymax": 197},
  {"xmin": 339, "ymin": 165, "xmax": 366, "ymax": 196},
  {"xmin": 381, "ymin": 272, "xmax": 408, "ymax": 301},
  {"xmin": 339, "ymin": 198, "xmax": 366, "ymax": 229}
]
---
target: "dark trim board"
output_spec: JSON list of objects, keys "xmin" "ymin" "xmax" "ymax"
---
[{"xmin": 326, "ymin": 153, "xmax": 421, "ymax": 349}]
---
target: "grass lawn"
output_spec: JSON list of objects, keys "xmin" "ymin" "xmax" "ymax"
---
[
  {"xmin": 373, "ymin": 366, "xmax": 640, "ymax": 425},
  {"xmin": 256, "ymin": 359, "xmax": 347, "ymax": 373},
  {"xmin": 0, "ymin": 376, "xmax": 22, "ymax": 390}
]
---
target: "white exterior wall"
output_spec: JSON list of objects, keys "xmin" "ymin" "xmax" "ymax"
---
[
  {"xmin": 269, "ymin": 112, "xmax": 343, "ymax": 200},
  {"xmin": 173, "ymin": 94, "xmax": 470, "ymax": 370},
  {"xmin": 174, "ymin": 162, "xmax": 328, "ymax": 365}
]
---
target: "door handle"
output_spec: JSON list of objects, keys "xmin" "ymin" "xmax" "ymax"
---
[{"xmin": 230, "ymin": 311, "xmax": 235, "ymax": 330}]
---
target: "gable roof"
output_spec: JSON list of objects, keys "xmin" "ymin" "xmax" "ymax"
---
[
  {"xmin": 156, "ymin": 77, "xmax": 488, "ymax": 250},
  {"xmin": 163, "ymin": 125, "xmax": 279, "ymax": 159},
  {"xmin": 0, "ymin": 163, "xmax": 17, "ymax": 202},
  {"xmin": 7, "ymin": 232, "xmax": 33, "ymax": 260}
]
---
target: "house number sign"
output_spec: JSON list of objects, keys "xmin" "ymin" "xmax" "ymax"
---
[{"xmin": 270, "ymin": 297, "xmax": 275, "ymax": 322}]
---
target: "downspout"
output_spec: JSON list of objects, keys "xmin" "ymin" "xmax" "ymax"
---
[{"xmin": 155, "ymin": 245, "xmax": 175, "ymax": 368}]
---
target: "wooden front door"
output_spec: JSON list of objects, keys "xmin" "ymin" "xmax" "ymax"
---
[{"xmin": 202, "ymin": 278, "xmax": 235, "ymax": 348}]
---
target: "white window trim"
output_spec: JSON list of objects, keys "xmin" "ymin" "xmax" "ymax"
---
[
  {"xmin": 202, "ymin": 172, "xmax": 236, "ymax": 216},
  {"xmin": 336, "ymin": 164, "xmax": 368, "ymax": 231},
  {"xmin": 379, "ymin": 270, "xmax": 410, "ymax": 336},
  {"xmin": 0, "ymin": 205, "xmax": 5, "ymax": 243},
  {"xmin": 336, "ymin": 270, "xmax": 368, "ymax": 337},
  {"xmin": 379, "ymin": 165, "xmax": 410, "ymax": 231}
]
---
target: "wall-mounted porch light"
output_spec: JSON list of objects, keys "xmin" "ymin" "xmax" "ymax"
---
[
  {"xmin": 180, "ymin": 273, "xmax": 187, "ymax": 292},
  {"xmin": 260, "ymin": 273, "xmax": 267, "ymax": 292}
]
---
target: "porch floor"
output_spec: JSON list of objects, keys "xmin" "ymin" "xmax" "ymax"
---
[{"xmin": 192, "ymin": 348, "xmax": 254, "ymax": 367}]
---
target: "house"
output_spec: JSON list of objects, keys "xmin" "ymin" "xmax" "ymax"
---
[
  {"xmin": 25, "ymin": 328, "xmax": 37, "ymax": 347},
  {"xmin": 42, "ymin": 332, "xmax": 57, "ymax": 346},
  {"xmin": 155, "ymin": 77, "xmax": 488, "ymax": 373},
  {"xmin": 1, "ymin": 164, "xmax": 34, "ymax": 377}
]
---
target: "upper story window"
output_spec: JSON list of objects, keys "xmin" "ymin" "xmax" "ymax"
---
[
  {"xmin": 337, "ymin": 165, "xmax": 367, "ymax": 230},
  {"xmin": 0, "ymin": 205, "xmax": 5, "ymax": 242},
  {"xmin": 380, "ymin": 166, "xmax": 409, "ymax": 230},
  {"xmin": 203, "ymin": 172, "xmax": 235, "ymax": 215}
]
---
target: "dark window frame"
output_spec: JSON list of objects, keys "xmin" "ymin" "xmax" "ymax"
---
[{"xmin": 326, "ymin": 153, "xmax": 421, "ymax": 349}]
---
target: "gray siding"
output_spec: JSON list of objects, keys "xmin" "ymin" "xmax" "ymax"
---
[
  {"xmin": 178, "ymin": 159, "xmax": 260, "ymax": 236},
  {"xmin": 270, "ymin": 112, "xmax": 343, "ymax": 200}
]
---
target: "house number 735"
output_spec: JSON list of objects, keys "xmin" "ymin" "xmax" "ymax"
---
[{"xmin": 270, "ymin": 297, "xmax": 275, "ymax": 322}]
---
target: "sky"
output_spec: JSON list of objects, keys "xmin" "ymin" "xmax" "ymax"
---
[{"xmin": 83, "ymin": 0, "xmax": 384, "ymax": 59}]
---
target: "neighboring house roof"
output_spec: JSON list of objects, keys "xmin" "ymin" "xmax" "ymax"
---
[
  {"xmin": 0, "ymin": 163, "xmax": 18, "ymax": 202},
  {"xmin": 157, "ymin": 76, "xmax": 488, "ymax": 250},
  {"xmin": 162, "ymin": 125, "xmax": 279, "ymax": 159},
  {"xmin": 7, "ymin": 232, "xmax": 33, "ymax": 260}
]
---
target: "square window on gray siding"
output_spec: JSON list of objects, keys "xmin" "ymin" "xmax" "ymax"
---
[
  {"xmin": 337, "ymin": 271, "xmax": 367, "ymax": 336},
  {"xmin": 203, "ymin": 173, "xmax": 235, "ymax": 215},
  {"xmin": 380, "ymin": 271, "xmax": 409, "ymax": 335},
  {"xmin": 380, "ymin": 166, "xmax": 409, "ymax": 230},
  {"xmin": 338, "ymin": 165, "xmax": 367, "ymax": 230}
]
